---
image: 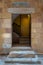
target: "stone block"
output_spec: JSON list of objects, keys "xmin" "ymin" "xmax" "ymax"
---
[
  {"xmin": 0, "ymin": 19, "xmax": 3, "ymax": 28},
  {"xmin": 2, "ymin": 19, "xmax": 11, "ymax": 28},
  {"xmin": 3, "ymin": 43, "xmax": 11, "ymax": 48},
  {"xmin": 0, "ymin": 2, "xmax": 4, "ymax": 8},
  {"xmin": 2, "ymin": 33, "xmax": 11, "ymax": 38},
  {"xmin": 0, "ymin": 36, "xmax": 4, "ymax": 47},
  {"xmin": 1, "ymin": 8, "xmax": 11, "ymax": 18},
  {"xmin": 4, "ymin": 0, "xmax": 12, "ymax": 8},
  {"xmin": 0, "ymin": 0, "xmax": 3, "ymax": 2},
  {"xmin": 2, "ymin": 13, "xmax": 11, "ymax": 18},
  {"xmin": 5, "ymin": 28, "xmax": 11, "ymax": 33},
  {"xmin": 0, "ymin": 13, "xmax": 2, "ymax": 18},
  {"xmin": 0, "ymin": 8, "xmax": 2, "ymax": 13},
  {"xmin": 0, "ymin": 28, "xmax": 5, "ymax": 34},
  {"xmin": 2, "ymin": 33, "xmax": 12, "ymax": 48}
]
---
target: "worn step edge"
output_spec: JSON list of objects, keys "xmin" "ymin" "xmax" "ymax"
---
[
  {"xmin": 5, "ymin": 55, "xmax": 38, "ymax": 62},
  {"xmin": 9, "ymin": 51, "xmax": 35, "ymax": 55},
  {"xmin": 11, "ymin": 47, "xmax": 31, "ymax": 49},
  {"xmin": 5, "ymin": 61, "xmax": 41, "ymax": 64},
  {"xmin": 8, "ymin": 54, "xmax": 35, "ymax": 58},
  {"xmin": 10, "ymin": 49, "xmax": 32, "ymax": 51}
]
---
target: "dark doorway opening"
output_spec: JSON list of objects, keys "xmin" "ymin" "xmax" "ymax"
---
[{"xmin": 12, "ymin": 14, "xmax": 31, "ymax": 47}]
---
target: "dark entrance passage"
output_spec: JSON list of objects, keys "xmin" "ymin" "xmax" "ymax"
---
[{"xmin": 12, "ymin": 14, "xmax": 31, "ymax": 46}]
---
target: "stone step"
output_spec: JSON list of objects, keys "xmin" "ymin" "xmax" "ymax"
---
[
  {"xmin": 9, "ymin": 48, "xmax": 35, "ymax": 58},
  {"xmin": 20, "ymin": 37, "xmax": 29, "ymax": 40},
  {"xmin": 19, "ymin": 38, "xmax": 29, "ymax": 43},
  {"xmin": 10, "ymin": 49, "xmax": 32, "ymax": 51},
  {"xmin": 11, "ymin": 47, "xmax": 31, "ymax": 49},
  {"xmin": 0, "ymin": 48, "xmax": 10, "ymax": 55},
  {"xmin": 19, "ymin": 41, "xmax": 29, "ymax": 44},
  {"xmin": 4, "ymin": 47, "xmax": 41, "ymax": 64},
  {"xmin": 5, "ymin": 63, "xmax": 41, "ymax": 65},
  {"xmin": 8, "ymin": 53, "xmax": 35, "ymax": 58},
  {"xmin": 5, "ymin": 61, "xmax": 41, "ymax": 65},
  {"xmin": 5, "ymin": 55, "xmax": 40, "ymax": 63},
  {"xmin": 11, "ymin": 47, "xmax": 32, "ymax": 51},
  {"xmin": 8, "ymin": 55, "xmax": 35, "ymax": 58},
  {"xmin": 20, "ymin": 39, "xmax": 29, "ymax": 41},
  {"xmin": 5, "ymin": 57, "xmax": 38, "ymax": 63},
  {"xmin": 9, "ymin": 51, "xmax": 35, "ymax": 55},
  {"xmin": 20, "ymin": 40, "xmax": 29, "ymax": 41}
]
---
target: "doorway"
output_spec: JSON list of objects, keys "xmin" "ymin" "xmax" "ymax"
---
[{"xmin": 12, "ymin": 14, "xmax": 31, "ymax": 46}]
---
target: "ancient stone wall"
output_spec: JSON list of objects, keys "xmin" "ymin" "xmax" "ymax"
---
[
  {"xmin": 0, "ymin": 0, "xmax": 43, "ymax": 53},
  {"xmin": 0, "ymin": 0, "xmax": 12, "ymax": 48}
]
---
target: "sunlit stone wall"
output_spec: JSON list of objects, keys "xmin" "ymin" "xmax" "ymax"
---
[
  {"xmin": 31, "ymin": 13, "xmax": 43, "ymax": 53},
  {"xmin": 0, "ymin": 1, "xmax": 12, "ymax": 48},
  {"xmin": 0, "ymin": 0, "xmax": 43, "ymax": 53}
]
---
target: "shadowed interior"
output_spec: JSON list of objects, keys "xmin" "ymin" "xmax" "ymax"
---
[{"xmin": 12, "ymin": 14, "xmax": 31, "ymax": 46}]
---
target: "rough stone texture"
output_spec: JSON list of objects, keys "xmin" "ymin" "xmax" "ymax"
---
[
  {"xmin": 5, "ymin": 28, "xmax": 11, "ymax": 33},
  {"xmin": 31, "ymin": 12, "xmax": 43, "ymax": 53},
  {"xmin": 0, "ymin": 19, "xmax": 5, "ymax": 47},
  {"xmin": 2, "ymin": 19, "xmax": 11, "ymax": 28},
  {"xmin": 0, "ymin": 8, "xmax": 2, "ymax": 13},
  {"xmin": 0, "ymin": 18, "xmax": 12, "ymax": 48},
  {"xmin": 9, "ymin": 0, "xmax": 43, "ymax": 53},
  {"xmin": 0, "ymin": 0, "xmax": 43, "ymax": 53},
  {"xmin": 0, "ymin": 55, "xmax": 43, "ymax": 65}
]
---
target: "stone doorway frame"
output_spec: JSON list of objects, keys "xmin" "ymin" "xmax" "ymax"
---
[
  {"xmin": 8, "ymin": 8, "xmax": 35, "ymax": 47},
  {"xmin": 12, "ymin": 14, "xmax": 31, "ymax": 47}
]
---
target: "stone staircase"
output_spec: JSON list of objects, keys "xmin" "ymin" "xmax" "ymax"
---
[
  {"xmin": 19, "ymin": 37, "xmax": 30, "ymax": 46},
  {"xmin": 20, "ymin": 37, "xmax": 29, "ymax": 43},
  {"xmin": 4, "ymin": 47, "xmax": 41, "ymax": 65}
]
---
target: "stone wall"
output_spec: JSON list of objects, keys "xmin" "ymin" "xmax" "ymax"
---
[
  {"xmin": 31, "ymin": 0, "xmax": 43, "ymax": 53},
  {"xmin": 0, "ymin": 0, "xmax": 43, "ymax": 53},
  {"xmin": 10, "ymin": 0, "xmax": 43, "ymax": 53},
  {"xmin": 0, "ymin": 1, "xmax": 12, "ymax": 48},
  {"xmin": 31, "ymin": 13, "xmax": 43, "ymax": 53}
]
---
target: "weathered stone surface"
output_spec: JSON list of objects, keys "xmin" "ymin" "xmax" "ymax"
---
[
  {"xmin": 0, "ymin": 2, "xmax": 4, "ymax": 8},
  {"xmin": 0, "ymin": 0, "xmax": 2, "ymax": 2},
  {"xmin": 31, "ymin": 13, "xmax": 43, "ymax": 53},
  {"xmin": 4, "ymin": 0, "xmax": 12, "ymax": 8},
  {"xmin": 5, "ymin": 28, "xmax": 11, "ymax": 33},
  {"xmin": 2, "ymin": 19, "xmax": 11, "ymax": 28},
  {"xmin": 0, "ymin": 0, "xmax": 43, "ymax": 53},
  {"xmin": 0, "ymin": 8, "xmax": 2, "ymax": 13},
  {"xmin": 2, "ymin": 13, "xmax": 11, "ymax": 18},
  {"xmin": 8, "ymin": 8, "xmax": 35, "ymax": 14},
  {"xmin": 5, "ymin": 47, "xmax": 41, "ymax": 64},
  {"xmin": 0, "ymin": 19, "xmax": 3, "ymax": 28}
]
